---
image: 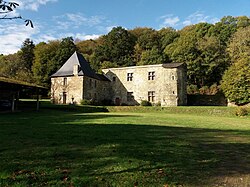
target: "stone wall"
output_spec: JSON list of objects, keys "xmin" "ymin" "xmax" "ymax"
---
[
  {"xmin": 102, "ymin": 64, "xmax": 187, "ymax": 106},
  {"xmin": 83, "ymin": 76, "xmax": 111, "ymax": 103},
  {"xmin": 51, "ymin": 75, "xmax": 111, "ymax": 105},
  {"xmin": 51, "ymin": 76, "xmax": 84, "ymax": 104}
]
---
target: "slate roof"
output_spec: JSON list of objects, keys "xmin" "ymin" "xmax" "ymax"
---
[
  {"xmin": 162, "ymin": 63, "xmax": 185, "ymax": 68},
  {"xmin": 51, "ymin": 51, "xmax": 105, "ymax": 80}
]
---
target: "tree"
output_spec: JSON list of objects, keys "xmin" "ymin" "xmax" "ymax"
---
[
  {"xmin": 138, "ymin": 46, "xmax": 168, "ymax": 65},
  {"xmin": 130, "ymin": 27, "xmax": 162, "ymax": 64},
  {"xmin": 196, "ymin": 36, "xmax": 229, "ymax": 86},
  {"xmin": 32, "ymin": 37, "xmax": 77, "ymax": 86},
  {"xmin": 0, "ymin": 0, "xmax": 33, "ymax": 27},
  {"xmin": 221, "ymin": 57, "xmax": 250, "ymax": 105},
  {"xmin": 208, "ymin": 16, "xmax": 237, "ymax": 45},
  {"xmin": 136, "ymin": 28, "xmax": 160, "ymax": 50},
  {"xmin": 94, "ymin": 27, "xmax": 136, "ymax": 68},
  {"xmin": 158, "ymin": 27, "xmax": 179, "ymax": 50},
  {"xmin": 32, "ymin": 41, "xmax": 60, "ymax": 86},
  {"xmin": 227, "ymin": 26, "xmax": 250, "ymax": 62},
  {"xmin": 221, "ymin": 26, "xmax": 250, "ymax": 104},
  {"xmin": 0, "ymin": 52, "xmax": 21, "ymax": 78},
  {"xmin": 20, "ymin": 38, "xmax": 35, "ymax": 70},
  {"xmin": 0, "ymin": 51, "xmax": 34, "ymax": 82}
]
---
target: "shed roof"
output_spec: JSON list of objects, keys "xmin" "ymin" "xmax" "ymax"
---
[
  {"xmin": 51, "ymin": 51, "xmax": 100, "ymax": 79},
  {"xmin": 0, "ymin": 77, "xmax": 46, "ymax": 90}
]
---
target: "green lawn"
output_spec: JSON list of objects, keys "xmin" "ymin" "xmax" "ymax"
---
[{"xmin": 0, "ymin": 104, "xmax": 250, "ymax": 186}]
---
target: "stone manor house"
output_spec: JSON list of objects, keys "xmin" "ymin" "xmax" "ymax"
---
[{"xmin": 51, "ymin": 52, "xmax": 187, "ymax": 106}]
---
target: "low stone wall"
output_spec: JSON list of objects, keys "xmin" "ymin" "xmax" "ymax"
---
[{"xmin": 187, "ymin": 93, "xmax": 227, "ymax": 106}]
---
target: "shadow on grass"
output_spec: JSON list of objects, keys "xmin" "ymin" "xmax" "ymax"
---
[{"xmin": 0, "ymin": 110, "xmax": 250, "ymax": 186}]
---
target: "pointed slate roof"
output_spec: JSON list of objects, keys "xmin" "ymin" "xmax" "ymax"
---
[{"xmin": 51, "ymin": 51, "xmax": 99, "ymax": 79}]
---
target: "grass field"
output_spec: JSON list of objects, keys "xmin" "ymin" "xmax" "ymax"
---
[{"xmin": 0, "ymin": 103, "xmax": 250, "ymax": 186}]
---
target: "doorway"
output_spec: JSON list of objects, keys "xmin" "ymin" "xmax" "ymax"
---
[
  {"xmin": 63, "ymin": 92, "xmax": 67, "ymax": 104},
  {"xmin": 115, "ymin": 97, "xmax": 121, "ymax": 106}
]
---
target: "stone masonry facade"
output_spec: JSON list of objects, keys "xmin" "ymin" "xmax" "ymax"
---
[
  {"xmin": 51, "ymin": 52, "xmax": 187, "ymax": 106},
  {"xmin": 102, "ymin": 64, "xmax": 187, "ymax": 106},
  {"xmin": 51, "ymin": 75, "xmax": 110, "ymax": 104}
]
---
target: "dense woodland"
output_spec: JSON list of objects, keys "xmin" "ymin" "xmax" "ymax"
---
[{"xmin": 0, "ymin": 16, "xmax": 250, "ymax": 105}]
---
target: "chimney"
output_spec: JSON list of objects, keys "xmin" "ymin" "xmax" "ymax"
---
[{"xmin": 73, "ymin": 64, "xmax": 79, "ymax": 75}]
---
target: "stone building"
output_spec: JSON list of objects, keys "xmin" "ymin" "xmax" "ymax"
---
[
  {"xmin": 51, "ymin": 52, "xmax": 187, "ymax": 106},
  {"xmin": 102, "ymin": 63, "xmax": 187, "ymax": 106},
  {"xmin": 51, "ymin": 52, "xmax": 110, "ymax": 104}
]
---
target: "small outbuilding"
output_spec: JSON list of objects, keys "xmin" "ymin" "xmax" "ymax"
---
[{"xmin": 0, "ymin": 77, "xmax": 46, "ymax": 111}]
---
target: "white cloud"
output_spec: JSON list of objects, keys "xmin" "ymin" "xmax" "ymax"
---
[
  {"xmin": 75, "ymin": 33, "xmax": 100, "ymax": 40},
  {"xmin": 105, "ymin": 25, "xmax": 117, "ymax": 32},
  {"xmin": 16, "ymin": 0, "xmax": 58, "ymax": 11},
  {"xmin": 183, "ymin": 11, "xmax": 219, "ymax": 26},
  {"xmin": 0, "ymin": 22, "xmax": 39, "ymax": 54},
  {"xmin": 53, "ymin": 13, "xmax": 106, "ymax": 30},
  {"xmin": 159, "ymin": 15, "xmax": 180, "ymax": 27}
]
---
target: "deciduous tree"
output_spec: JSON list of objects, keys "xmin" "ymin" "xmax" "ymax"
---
[{"xmin": 0, "ymin": 0, "xmax": 33, "ymax": 27}]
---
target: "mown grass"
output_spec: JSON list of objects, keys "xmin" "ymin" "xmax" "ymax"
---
[{"xmin": 0, "ymin": 102, "xmax": 250, "ymax": 186}]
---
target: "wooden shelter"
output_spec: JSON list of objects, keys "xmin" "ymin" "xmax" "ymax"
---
[{"xmin": 0, "ymin": 77, "xmax": 46, "ymax": 112}]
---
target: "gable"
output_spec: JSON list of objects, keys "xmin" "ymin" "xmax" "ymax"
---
[{"xmin": 51, "ymin": 51, "xmax": 98, "ymax": 79}]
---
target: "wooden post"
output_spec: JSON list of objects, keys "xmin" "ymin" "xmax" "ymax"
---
[{"xmin": 11, "ymin": 93, "xmax": 15, "ymax": 112}]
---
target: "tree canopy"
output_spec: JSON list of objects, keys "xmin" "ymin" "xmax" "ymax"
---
[{"xmin": 1, "ymin": 15, "xmax": 250, "ymax": 104}]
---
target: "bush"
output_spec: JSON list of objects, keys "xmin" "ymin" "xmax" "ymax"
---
[
  {"xmin": 155, "ymin": 101, "xmax": 161, "ymax": 106},
  {"xmin": 235, "ymin": 107, "xmax": 248, "ymax": 117},
  {"xmin": 187, "ymin": 84, "xmax": 199, "ymax": 94},
  {"xmin": 140, "ymin": 100, "xmax": 152, "ymax": 106},
  {"xmin": 80, "ymin": 99, "xmax": 93, "ymax": 105},
  {"xmin": 199, "ymin": 86, "xmax": 209, "ymax": 95},
  {"xmin": 100, "ymin": 99, "xmax": 113, "ymax": 106}
]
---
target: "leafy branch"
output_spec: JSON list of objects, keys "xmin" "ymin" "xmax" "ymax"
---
[{"xmin": 0, "ymin": 0, "xmax": 33, "ymax": 28}]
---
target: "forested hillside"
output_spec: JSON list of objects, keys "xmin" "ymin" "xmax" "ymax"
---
[{"xmin": 0, "ymin": 16, "xmax": 250, "ymax": 104}]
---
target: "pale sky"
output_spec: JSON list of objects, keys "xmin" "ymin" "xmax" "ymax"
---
[{"xmin": 1, "ymin": 0, "xmax": 250, "ymax": 54}]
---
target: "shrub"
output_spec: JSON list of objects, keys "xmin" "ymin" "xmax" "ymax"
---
[
  {"xmin": 80, "ymin": 99, "xmax": 92, "ymax": 105},
  {"xmin": 199, "ymin": 86, "xmax": 209, "ymax": 95},
  {"xmin": 235, "ymin": 107, "xmax": 248, "ymax": 117},
  {"xmin": 140, "ymin": 100, "xmax": 152, "ymax": 106},
  {"xmin": 100, "ymin": 99, "xmax": 113, "ymax": 106},
  {"xmin": 155, "ymin": 101, "xmax": 161, "ymax": 106},
  {"xmin": 187, "ymin": 84, "xmax": 199, "ymax": 94}
]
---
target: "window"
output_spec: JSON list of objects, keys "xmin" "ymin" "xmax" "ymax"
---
[
  {"xmin": 89, "ymin": 79, "xmax": 92, "ymax": 87},
  {"xmin": 127, "ymin": 92, "xmax": 134, "ymax": 102},
  {"xmin": 148, "ymin": 91, "xmax": 155, "ymax": 102},
  {"xmin": 63, "ymin": 77, "xmax": 67, "ymax": 86},
  {"xmin": 148, "ymin": 71, "xmax": 155, "ymax": 80},
  {"xmin": 171, "ymin": 75, "xmax": 175, "ymax": 80},
  {"xmin": 113, "ymin": 76, "xmax": 116, "ymax": 81},
  {"xmin": 127, "ymin": 73, "xmax": 133, "ymax": 81},
  {"xmin": 94, "ymin": 80, "xmax": 97, "ymax": 88}
]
